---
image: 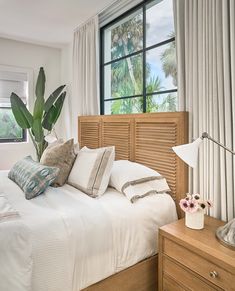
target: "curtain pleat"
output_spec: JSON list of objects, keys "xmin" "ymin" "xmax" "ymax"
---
[
  {"xmin": 231, "ymin": 0, "xmax": 235, "ymax": 216},
  {"xmin": 72, "ymin": 16, "xmax": 100, "ymax": 139},
  {"xmin": 174, "ymin": 0, "xmax": 235, "ymax": 221}
]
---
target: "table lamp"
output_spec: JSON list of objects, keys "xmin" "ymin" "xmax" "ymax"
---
[
  {"xmin": 44, "ymin": 128, "xmax": 58, "ymax": 143},
  {"xmin": 172, "ymin": 132, "xmax": 235, "ymax": 250}
]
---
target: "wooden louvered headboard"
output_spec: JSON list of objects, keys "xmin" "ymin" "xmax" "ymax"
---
[{"xmin": 78, "ymin": 112, "xmax": 188, "ymax": 217}]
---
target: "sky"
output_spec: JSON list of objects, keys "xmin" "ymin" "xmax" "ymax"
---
[
  {"xmin": 146, "ymin": 0, "xmax": 176, "ymax": 91},
  {"xmin": 146, "ymin": 0, "xmax": 174, "ymax": 46}
]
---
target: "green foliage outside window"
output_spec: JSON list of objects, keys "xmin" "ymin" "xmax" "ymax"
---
[{"xmin": 0, "ymin": 108, "xmax": 23, "ymax": 140}]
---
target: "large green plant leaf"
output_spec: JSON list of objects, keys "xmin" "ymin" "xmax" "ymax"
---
[
  {"xmin": 42, "ymin": 105, "xmax": 57, "ymax": 131},
  {"xmin": 34, "ymin": 67, "xmax": 46, "ymax": 120},
  {"xmin": 35, "ymin": 67, "xmax": 46, "ymax": 99},
  {"xmin": 32, "ymin": 119, "xmax": 44, "ymax": 142},
  {"xmin": 10, "ymin": 93, "xmax": 33, "ymax": 129},
  {"xmin": 33, "ymin": 95, "xmax": 44, "ymax": 120},
  {"xmin": 53, "ymin": 92, "xmax": 66, "ymax": 125},
  {"xmin": 42, "ymin": 92, "xmax": 66, "ymax": 130},
  {"xmin": 44, "ymin": 85, "xmax": 66, "ymax": 113}
]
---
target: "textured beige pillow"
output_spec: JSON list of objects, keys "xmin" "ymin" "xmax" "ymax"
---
[
  {"xmin": 40, "ymin": 139, "xmax": 76, "ymax": 187},
  {"xmin": 47, "ymin": 139, "xmax": 80, "ymax": 153}
]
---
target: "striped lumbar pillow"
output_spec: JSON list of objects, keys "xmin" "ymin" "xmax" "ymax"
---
[
  {"xmin": 109, "ymin": 160, "xmax": 171, "ymax": 203},
  {"xmin": 68, "ymin": 146, "xmax": 115, "ymax": 197},
  {"xmin": 8, "ymin": 156, "xmax": 59, "ymax": 199}
]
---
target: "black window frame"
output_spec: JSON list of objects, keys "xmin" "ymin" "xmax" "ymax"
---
[{"xmin": 100, "ymin": 0, "xmax": 177, "ymax": 115}]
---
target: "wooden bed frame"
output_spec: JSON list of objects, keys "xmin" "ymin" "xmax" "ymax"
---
[{"xmin": 78, "ymin": 112, "xmax": 188, "ymax": 291}]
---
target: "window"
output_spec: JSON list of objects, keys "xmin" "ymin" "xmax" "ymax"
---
[
  {"xmin": 0, "ymin": 67, "xmax": 29, "ymax": 143},
  {"xmin": 100, "ymin": 0, "xmax": 177, "ymax": 115}
]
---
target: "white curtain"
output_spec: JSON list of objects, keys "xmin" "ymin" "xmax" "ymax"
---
[
  {"xmin": 174, "ymin": 0, "xmax": 235, "ymax": 221},
  {"xmin": 72, "ymin": 16, "xmax": 100, "ymax": 139}
]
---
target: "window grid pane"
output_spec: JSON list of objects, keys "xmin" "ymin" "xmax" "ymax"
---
[
  {"xmin": 104, "ymin": 53, "xmax": 143, "ymax": 100},
  {"xmin": 146, "ymin": 0, "xmax": 175, "ymax": 48},
  {"xmin": 146, "ymin": 91, "xmax": 177, "ymax": 112},
  {"xmin": 104, "ymin": 96, "xmax": 143, "ymax": 115},
  {"xmin": 0, "ymin": 107, "xmax": 25, "ymax": 142},
  {"xmin": 104, "ymin": 8, "xmax": 143, "ymax": 63},
  {"xmin": 0, "ymin": 69, "xmax": 28, "ymax": 143},
  {"xmin": 146, "ymin": 41, "xmax": 177, "ymax": 94}
]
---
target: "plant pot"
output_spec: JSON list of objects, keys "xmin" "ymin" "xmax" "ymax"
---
[{"xmin": 185, "ymin": 210, "xmax": 204, "ymax": 230}]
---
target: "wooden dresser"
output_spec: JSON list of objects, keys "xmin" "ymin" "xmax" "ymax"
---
[{"xmin": 158, "ymin": 216, "xmax": 235, "ymax": 291}]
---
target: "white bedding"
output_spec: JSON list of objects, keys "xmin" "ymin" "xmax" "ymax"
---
[{"xmin": 0, "ymin": 170, "xmax": 177, "ymax": 291}]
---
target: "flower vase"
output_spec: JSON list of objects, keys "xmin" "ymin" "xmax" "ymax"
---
[{"xmin": 185, "ymin": 209, "xmax": 204, "ymax": 230}]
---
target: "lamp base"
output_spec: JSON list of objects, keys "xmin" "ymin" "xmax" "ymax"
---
[{"xmin": 215, "ymin": 218, "xmax": 235, "ymax": 250}]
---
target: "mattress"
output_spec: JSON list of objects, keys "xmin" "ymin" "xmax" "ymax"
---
[{"xmin": 0, "ymin": 170, "xmax": 177, "ymax": 291}]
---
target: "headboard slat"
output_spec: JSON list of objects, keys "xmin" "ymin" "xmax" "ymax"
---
[
  {"xmin": 102, "ymin": 120, "xmax": 131, "ymax": 160},
  {"xmin": 78, "ymin": 112, "xmax": 188, "ymax": 217}
]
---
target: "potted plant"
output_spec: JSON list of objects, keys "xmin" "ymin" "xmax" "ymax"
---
[
  {"xmin": 10, "ymin": 67, "xmax": 66, "ymax": 161},
  {"xmin": 179, "ymin": 193, "xmax": 213, "ymax": 229}
]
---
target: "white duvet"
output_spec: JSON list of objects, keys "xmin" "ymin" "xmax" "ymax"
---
[{"xmin": 0, "ymin": 171, "xmax": 177, "ymax": 291}]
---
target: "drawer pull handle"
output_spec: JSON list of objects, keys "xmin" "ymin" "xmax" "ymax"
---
[{"xmin": 209, "ymin": 271, "xmax": 218, "ymax": 278}]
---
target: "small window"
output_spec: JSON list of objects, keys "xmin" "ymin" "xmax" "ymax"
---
[
  {"xmin": 0, "ymin": 68, "xmax": 29, "ymax": 143},
  {"xmin": 100, "ymin": 0, "xmax": 177, "ymax": 115}
]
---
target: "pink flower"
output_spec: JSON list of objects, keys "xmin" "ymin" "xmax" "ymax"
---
[
  {"xmin": 206, "ymin": 200, "xmax": 213, "ymax": 208},
  {"xmin": 181, "ymin": 193, "xmax": 213, "ymax": 213},
  {"xmin": 186, "ymin": 193, "xmax": 192, "ymax": 199},
  {"xmin": 192, "ymin": 193, "xmax": 200, "ymax": 200},
  {"xmin": 187, "ymin": 199, "xmax": 199, "ymax": 213},
  {"xmin": 199, "ymin": 202, "xmax": 206, "ymax": 210},
  {"xmin": 179, "ymin": 199, "xmax": 189, "ymax": 212}
]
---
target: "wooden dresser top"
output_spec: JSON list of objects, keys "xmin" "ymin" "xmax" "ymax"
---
[{"xmin": 159, "ymin": 216, "xmax": 235, "ymax": 274}]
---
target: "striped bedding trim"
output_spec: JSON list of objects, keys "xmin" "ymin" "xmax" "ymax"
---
[{"xmin": 121, "ymin": 176, "xmax": 171, "ymax": 203}]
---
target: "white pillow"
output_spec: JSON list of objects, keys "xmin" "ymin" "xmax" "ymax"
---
[
  {"xmin": 68, "ymin": 146, "xmax": 115, "ymax": 197},
  {"xmin": 109, "ymin": 160, "xmax": 171, "ymax": 202}
]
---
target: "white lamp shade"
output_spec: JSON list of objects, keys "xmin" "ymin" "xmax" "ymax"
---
[
  {"xmin": 44, "ymin": 133, "xmax": 57, "ymax": 143},
  {"xmin": 172, "ymin": 138, "xmax": 203, "ymax": 168}
]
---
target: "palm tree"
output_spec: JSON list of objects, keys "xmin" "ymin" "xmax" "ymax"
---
[
  {"xmin": 146, "ymin": 76, "xmax": 163, "ymax": 94},
  {"xmin": 111, "ymin": 13, "xmax": 143, "ymax": 95},
  {"xmin": 158, "ymin": 32, "xmax": 177, "ymax": 111},
  {"xmin": 109, "ymin": 19, "xmax": 178, "ymax": 114},
  {"xmin": 111, "ymin": 54, "xmax": 143, "ymax": 98},
  {"xmin": 145, "ymin": 76, "xmax": 163, "ymax": 112},
  {"xmin": 110, "ymin": 13, "xmax": 144, "ymax": 114},
  {"xmin": 160, "ymin": 32, "xmax": 177, "ymax": 87},
  {"xmin": 159, "ymin": 93, "xmax": 177, "ymax": 112}
]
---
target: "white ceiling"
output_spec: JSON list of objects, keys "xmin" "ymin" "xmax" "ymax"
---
[{"xmin": 0, "ymin": 0, "xmax": 114, "ymax": 48}]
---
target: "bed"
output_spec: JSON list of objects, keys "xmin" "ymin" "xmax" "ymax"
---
[{"xmin": 0, "ymin": 112, "xmax": 188, "ymax": 291}]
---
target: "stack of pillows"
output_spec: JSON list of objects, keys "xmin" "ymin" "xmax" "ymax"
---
[{"xmin": 8, "ymin": 139, "xmax": 170, "ymax": 202}]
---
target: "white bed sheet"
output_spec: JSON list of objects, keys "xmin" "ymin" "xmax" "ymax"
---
[{"xmin": 0, "ymin": 171, "xmax": 177, "ymax": 291}]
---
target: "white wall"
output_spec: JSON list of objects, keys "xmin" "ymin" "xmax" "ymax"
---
[
  {"xmin": 0, "ymin": 37, "xmax": 61, "ymax": 170},
  {"xmin": 57, "ymin": 42, "xmax": 73, "ymax": 140}
]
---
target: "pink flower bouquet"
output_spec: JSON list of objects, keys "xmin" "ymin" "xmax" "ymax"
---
[{"xmin": 179, "ymin": 193, "xmax": 213, "ymax": 213}]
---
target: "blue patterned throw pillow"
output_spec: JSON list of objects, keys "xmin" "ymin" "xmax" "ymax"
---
[{"xmin": 8, "ymin": 156, "xmax": 59, "ymax": 199}]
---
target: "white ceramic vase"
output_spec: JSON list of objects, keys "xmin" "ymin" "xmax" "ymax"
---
[{"xmin": 185, "ymin": 209, "xmax": 204, "ymax": 230}]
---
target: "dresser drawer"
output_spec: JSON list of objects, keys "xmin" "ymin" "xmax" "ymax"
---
[
  {"xmin": 163, "ymin": 256, "xmax": 221, "ymax": 291},
  {"xmin": 163, "ymin": 274, "xmax": 186, "ymax": 291},
  {"xmin": 163, "ymin": 238, "xmax": 234, "ymax": 290}
]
